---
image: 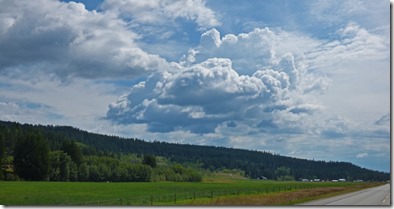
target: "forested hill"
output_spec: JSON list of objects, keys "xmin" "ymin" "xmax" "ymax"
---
[{"xmin": 0, "ymin": 120, "xmax": 389, "ymax": 181}]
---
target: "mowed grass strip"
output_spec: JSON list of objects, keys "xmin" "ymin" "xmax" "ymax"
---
[
  {"xmin": 0, "ymin": 180, "xmax": 378, "ymax": 206},
  {"xmin": 178, "ymin": 182, "xmax": 385, "ymax": 206}
]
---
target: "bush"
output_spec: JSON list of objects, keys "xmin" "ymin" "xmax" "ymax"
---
[
  {"xmin": 49, "ymin": 151, "xmax": 76, "ymax": 181},
  {"xmin": 143, "ymin": 155, "xmax": 157, "ymax": 168}
]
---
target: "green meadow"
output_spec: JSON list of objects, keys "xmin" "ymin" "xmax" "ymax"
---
[{"xmin": 0, "ymin": 178, "xmax": 375, "ymax": 206}]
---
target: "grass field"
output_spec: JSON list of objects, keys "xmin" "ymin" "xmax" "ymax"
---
[{"xmin": 0, "ymin": 178, "xmax": 383, "ymax": 206}]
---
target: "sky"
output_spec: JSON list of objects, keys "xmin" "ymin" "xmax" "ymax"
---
[{"xmin": 0, "ymin": 0, "xmax": 390, "ymax": 172}]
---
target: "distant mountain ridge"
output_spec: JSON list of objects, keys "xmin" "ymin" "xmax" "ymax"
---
[{"xmin": 0, "ymin": 120, "xmax": 389, "ymax": 181}]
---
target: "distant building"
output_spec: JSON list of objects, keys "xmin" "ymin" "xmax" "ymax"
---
[
  {"xmin": 301, "ymin": 179, "xmax": 309, "ymax": 182},
  {"xmin": 313, "ymin": 179, "xmax": 320, "ymax": 182},
  {"xmin": 332, "ymin": 180, "xmax": 338, "ymax": 182},
  {"xmin": 338, "ymin": 178, "xmax": 346, "ymax": 182}
]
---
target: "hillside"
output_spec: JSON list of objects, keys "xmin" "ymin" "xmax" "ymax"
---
[{"xmin": 0, "ymin": 120, "xmax": 389, "ymax": 182}]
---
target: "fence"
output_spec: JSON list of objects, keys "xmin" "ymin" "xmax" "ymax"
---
[{"xmin": 68, "ymin": 184, "xmax": 316, "ymax": 206}]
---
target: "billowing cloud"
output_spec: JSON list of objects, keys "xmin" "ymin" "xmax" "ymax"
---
[
  {"xmin": 107, "ymin": 27, "xmax": 328, "ymax": 134},
  {"xmin": 107, "ymin": 58, "xmax": 275, "ymax": 133},
  {"xmin": 181, "ymin": 28, "xmax": 332, "ymax": 95},
  {"xmin": 107, "ymin": 21, "xmax": 388, "ymax": 138},
  {"xmin": 181, "ymin": 28, "xmax": 320, "ymax": 75},
  {"xmin": 0, "ymin": 0, "xmax": 171, "ymax": 79}
]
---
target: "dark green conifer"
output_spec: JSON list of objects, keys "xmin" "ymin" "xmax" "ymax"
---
[{"xmin": 14, "ymin": 131, "xmax": 50, "ymax": 181}]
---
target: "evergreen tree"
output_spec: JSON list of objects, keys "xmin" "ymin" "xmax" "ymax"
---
[{"xmin": 13, "ymin": 131, "xmax": 50, "ymax": 181}]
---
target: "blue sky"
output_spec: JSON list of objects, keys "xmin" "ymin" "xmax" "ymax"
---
[{"xmin": 0, "ymin": 0, "xmax": 390, "ymax": 172}]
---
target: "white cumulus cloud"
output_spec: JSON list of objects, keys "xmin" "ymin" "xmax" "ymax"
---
[
  {"xmin": 107, "ymin": 21, "xmax": 388, "ymax": 141},
  {"xmin": 0, "ymin": 0, "xmax": 171, "ymax": 79},
  {"xmin": 181, "ymin": 28, "xmax": 320, "ymax": 75},
  {"xmin": 107, "ymin": 26, "xmax": 329, "ymax": 134}
]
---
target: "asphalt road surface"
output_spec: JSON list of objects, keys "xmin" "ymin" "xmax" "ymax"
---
[{"xmin": 300, "ymin": 183, "xmax": 391, "ymax": 206}]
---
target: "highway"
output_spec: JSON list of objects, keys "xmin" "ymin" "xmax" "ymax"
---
[{"xmin": 300, "ymin": 183, "xmax": 391, "ymax": 206}]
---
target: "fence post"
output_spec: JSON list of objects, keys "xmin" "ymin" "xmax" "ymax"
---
[
  {"xmin": 151, "ymin": 195, "xmax": 153, "ymax": 206},
  {"xmin": 194, "ymin": 192, "xmax": 196, "ymax": 200},
  {"xmin": 174, "ymin": 193, "xmax": 177, "ymax": 204},
  {"xmin": 120, "ymin": 198, "xmax": 122, "ymax": 205},
  {"xmin": 211, "ymin": 191, "xmax": 214, "ymax": 199}
]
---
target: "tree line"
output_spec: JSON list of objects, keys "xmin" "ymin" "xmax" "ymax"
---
[
  {"xmin": 0, "ymin": 120, "xmax": 389, "ymax": 182},
  {"xmin": 0, "ymin": 122, "xmax": 202, "ymax": 182}
]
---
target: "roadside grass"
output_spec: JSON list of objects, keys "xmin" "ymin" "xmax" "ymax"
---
[
  {"xmin": 178, "ymin": 182, "xmax": 385, "ymax": 206},
  {"xmin": 0, "ymin": 179, "xmax": 382, "ymax": 206}
]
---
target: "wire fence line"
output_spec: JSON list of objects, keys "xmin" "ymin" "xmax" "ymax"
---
[{"xmin": 67, "ymin": 184, "xmax": 317, "ymax": 206}]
